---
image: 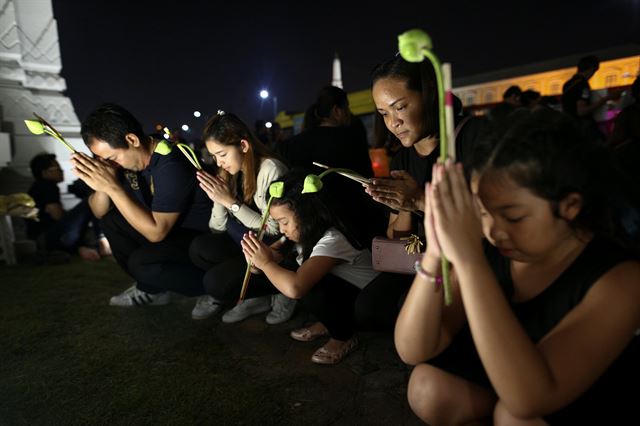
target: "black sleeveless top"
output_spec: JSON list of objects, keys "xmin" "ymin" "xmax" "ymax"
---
[{"xmin": 431, "ymin": 237, "xmax": 639, "ymax": 423}]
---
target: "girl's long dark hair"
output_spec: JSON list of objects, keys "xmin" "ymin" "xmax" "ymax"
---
[
  {"xmin": 371, "ymin": 55, "xmax": 438, "ymax": 151},
  {"xmin": 202, "ymin": 112, "xmax": 278, "ymax": 204},
  {"xmin": 271, "ymin": 169, "xmax": 362, "ymax": 261},
  {"xmin": 475, "ymin": 108, "xmax": 638, "ymax": 249}
]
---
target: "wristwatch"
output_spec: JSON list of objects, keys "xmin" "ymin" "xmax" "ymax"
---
[{"xmin": 230, "ymin": 202, "xmax": 241, "ymax": 213}]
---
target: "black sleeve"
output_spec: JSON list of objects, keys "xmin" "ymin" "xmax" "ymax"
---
[{"xmin": 30, "ymin": 181, "xmax": 61, "ymax": 206}]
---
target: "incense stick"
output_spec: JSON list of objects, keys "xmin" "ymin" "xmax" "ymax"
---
[
  {"xmin": 237, "ymin": 195, "xmax": 276, "ymax": 303},
  {"xmin": 312, "ymin": 162, "xmax": 371, "ymax": 184}
]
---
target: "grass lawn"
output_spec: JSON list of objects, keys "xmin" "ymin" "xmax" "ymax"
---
[{"xmin": 0, "ymin": 258, "xmax": 293, "ymax": 425}]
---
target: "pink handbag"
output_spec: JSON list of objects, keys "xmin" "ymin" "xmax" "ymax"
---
[{"xmin": 371, "ymin": 235, "xmax": 423, "ymax": 274}]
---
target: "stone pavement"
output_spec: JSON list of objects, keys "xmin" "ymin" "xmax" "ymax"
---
[{"xmin": 207, "ymin": 304, "xmax": 424, "ymax": 425}]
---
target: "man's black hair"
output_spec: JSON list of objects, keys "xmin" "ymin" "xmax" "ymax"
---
[{"xmin": 81, "ymin": 103, "xmax": 146, "ymax": 149}]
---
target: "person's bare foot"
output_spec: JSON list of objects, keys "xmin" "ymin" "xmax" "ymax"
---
[
  {"xmin": 78, "ymin": 246, "xmax": 100, "ymax": 261},
  {"xmin": 98, "ymin": 237, "xmax": 112, "ymax": 257}
]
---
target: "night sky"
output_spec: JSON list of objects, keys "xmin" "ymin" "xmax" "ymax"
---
[{"xmin": 51, "ymin": 0, "xmax": 639, "ymax": 139}]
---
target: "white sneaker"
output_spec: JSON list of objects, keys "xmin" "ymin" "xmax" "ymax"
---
[
  {"xmin": 109, "ymin": 284, "xmax": 170, "ymax": 307},
  {"xmin": 191, "ymin": 295, "xmax": 223, "ymax": 320},
  {"xmin": 222, "ymin": 295, "xmax": 271, "ymax": 323},
  {"xmin": 265, "ymin": 293, "xmax": 297, "ymax": 325}
]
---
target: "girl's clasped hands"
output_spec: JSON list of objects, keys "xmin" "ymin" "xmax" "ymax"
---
[{"xmin": 423, "ymin": 160, "xmax": 484, "ymax": 266}]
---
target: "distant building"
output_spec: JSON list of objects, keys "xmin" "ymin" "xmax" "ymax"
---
[{"xmin": 276, "ymin": 45, "xmax": 640, "ymax": 143}]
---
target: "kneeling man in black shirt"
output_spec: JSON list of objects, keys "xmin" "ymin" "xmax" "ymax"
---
[{"xmin": 71, "ymin": 104, "xmax": 212, "ymax": 306}]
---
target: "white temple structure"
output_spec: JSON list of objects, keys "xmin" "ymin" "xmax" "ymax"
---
[
  {"xmin": 0, "ymin": 0, "xmax": 89, "ymax": 261},
  {"xmin": 0, "ymin": 0, "xmax": 86, "ymax": 199}
]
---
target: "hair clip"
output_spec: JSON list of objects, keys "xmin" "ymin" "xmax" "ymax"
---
[{"xmin": 217, "ymin": 110, "xmax": 226, "ymax": 116}]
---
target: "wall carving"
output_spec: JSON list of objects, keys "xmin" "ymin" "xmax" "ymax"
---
[{"xmin": 0, "ymin": 0, "xmax": 82, "ymax": 189}]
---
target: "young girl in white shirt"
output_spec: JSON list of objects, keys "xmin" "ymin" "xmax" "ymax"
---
[{"xmin": 241, "ymin": 170, "xmax": 380, "ymax": 364}]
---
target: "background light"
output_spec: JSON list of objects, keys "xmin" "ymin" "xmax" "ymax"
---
[
  {"xmin": 163, "ymin": 133, "xmax": 169, "ymax": 139},
  {"xmin": 259, "ymin": 89, "xmax": 269, "ymax": 99},
  {"xmin": 265, "ymin": 121, "xmax": 273, "ymax": 128},
  {"xmin": 181, "ymin": 124, "xmax": 189, "ymax": 131},
  {"xmin": 193, "ymin": 111, "xmax": 201, "ymax": 118}
]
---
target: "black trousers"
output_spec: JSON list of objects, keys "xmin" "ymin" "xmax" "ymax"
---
[
  {"xmin": 353, "ymin": 272, "xmax": 413, "ymax": 332},
  {"xmin": 189, "ymin": 232, "xmax": 242, "ymax": 271},
  {"xmin": 200, "ymin": 253, "xmax": 280, "ymax": 303},
  {"xmin": 101, "ymin": 208, "xmax": 206, "ymax": 296},
  {"xmin": 301, "ymin": 274, "xmax": 361, "ymax": 342},
  {"xmin": 193, "ymin": 232, "xmax": 296, "ymax": 303}
]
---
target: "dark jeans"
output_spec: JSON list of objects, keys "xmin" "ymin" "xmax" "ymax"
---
[
  {"xmin": 191, "ymin": 231, "xmax": 283, "ymax": 303},
  {"xmin": 201, "ymin": 248, "xmax": 361, "ymax": 341},
  {"xmin": 101, "ymin": 208, "xmax": 206, "ymax": 296},
  {"xmin": 189, "ymin": 232, "xmax": 242, "ymax": 271},
  {"xmin": 201, "ymin": 254, "xmax": 280, "ymax": 303},
  {"xmin": 354, "ymin": 272, "xmax": 413, "ymax": 332},
  {"xmin": 44, "ymin": 199, "xmax": 102, "ymax": 252},
  {"xmin": 225, "ymin": 216, "xmax": 280, "ymax": 248}
]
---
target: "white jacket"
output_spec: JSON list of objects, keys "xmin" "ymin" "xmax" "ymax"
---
[{"xmin": 208, "ymin": 158, "xmax": 287, "ymax": 236}]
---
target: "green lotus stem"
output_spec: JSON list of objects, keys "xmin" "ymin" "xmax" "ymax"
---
[
  {"xmin": 238, "ymin": 182, "xmax": 285, "ymax": 302},
  {"xmin": 176, "ymin": 143, "xmax": 202, "ymax": 170},
  {"xmin": 398, "ymin": 28, "xmax": 453, "ymax": 305},
  {"xmin": 422, "ymin": 50, "xmax": 452, "ymax": 306},
  {"xmin": 421, "ymin": 49, "xmax": 447, "ymax": 160},
  {"xmin": 48, "ymin": 130, "xmax": 77, "ymax": 153},
  {"xmin": 302, "ymin": 167, "xmax": 367, "ymax": 194},
  {"xmin": 24, "ymin": 117, "xmax": 77, "ymax": 153},
  {"xmin": 238, "ymin": 195, "xmax": 276, "ymax": 303},
  {"xmin": 318, "ymin": 168, "xmax": 358, "ymax": 179}
]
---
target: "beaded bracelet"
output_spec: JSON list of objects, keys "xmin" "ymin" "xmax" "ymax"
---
[{"xmin": 414, "ymin": 259, "xmax": 443, "ymax": 290}]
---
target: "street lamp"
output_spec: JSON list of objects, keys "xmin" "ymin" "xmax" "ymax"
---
[{"xmin": 258, "ymin": 89, "xmax": 278, "ymax": 119}]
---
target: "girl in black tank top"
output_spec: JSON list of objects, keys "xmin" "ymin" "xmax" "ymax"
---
[{"xmin": 395, "ymin": 110, "xmax": 640, "ymax": 424}]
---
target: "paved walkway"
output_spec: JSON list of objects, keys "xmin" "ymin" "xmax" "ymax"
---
[{"xmin": 208, "ymin": 304, "xmax": 423, "ymax": 425}]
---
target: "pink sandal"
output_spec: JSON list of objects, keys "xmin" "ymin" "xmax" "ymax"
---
[
  {"xmin": 311, "ymin": 336, "xmax": 358, "ymax": 365},
  {"xmin": 290, "ymin": 325, "xmax": 329, "ymax": 342}
]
